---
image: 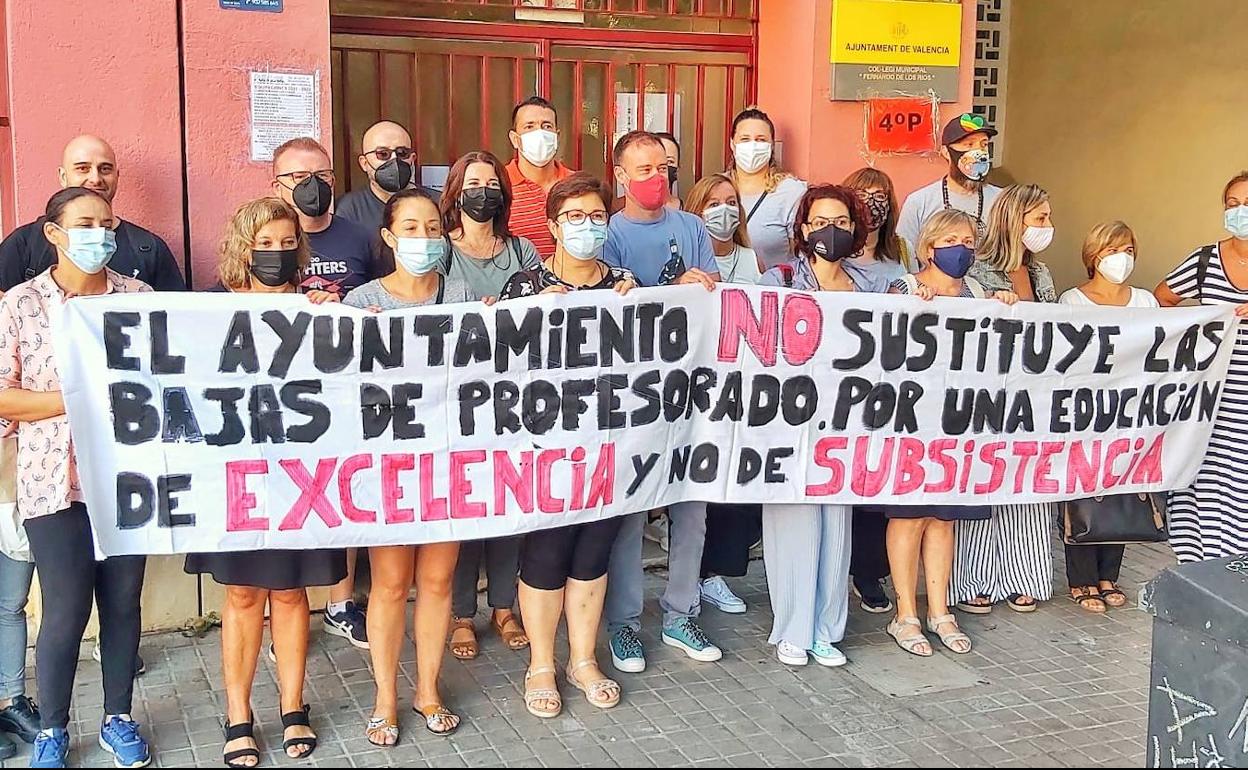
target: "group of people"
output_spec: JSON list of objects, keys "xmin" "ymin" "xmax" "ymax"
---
[{"xmin": 0, "ymin": 97, "xmax": 1244, "ymax": 769}]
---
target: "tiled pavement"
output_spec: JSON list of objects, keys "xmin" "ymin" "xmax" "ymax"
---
[{"xmin": 3, "ymin": 540, "xmax": 1170, "ymax": 768}]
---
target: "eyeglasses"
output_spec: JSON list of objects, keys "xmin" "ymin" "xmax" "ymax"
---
[
  {"xmin": 364, "ymin": 146, "xmax": 414, "ymax": 162},
  {"xmin": 856, "ymin": 190, "xmax": 889, "ymax": 204},
  {"xmin": 808, "ymin": 216, "xmax": 852, "ymax": 230},
  {"xmin": 557, "ymin": 210, "xmax": 609, "ymax": 226},
  {"xmin": 276, "ymin": 169, "xmax": 334, "ymax": 187}
]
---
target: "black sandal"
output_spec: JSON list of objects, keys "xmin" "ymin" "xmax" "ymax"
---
[
  {"xmin": 222, "ymin": 717, "xmax": 260, "ymax": 768},
  {"xmin": 1099, "ymin": 587, "xmax": 1127, "ymax": 607},
  {"xmin": 1006, "ymin": 593, "xmax": 1038, "ymax": 613},
  {"xmin": 280, "ymin": 705, "xmax": 317, "ymax": 759}
]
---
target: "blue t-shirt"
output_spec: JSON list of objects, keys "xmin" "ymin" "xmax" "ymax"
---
[
  {"xmin": 302, "ymin": 215, "xmax": 377, "ymax": 295},
  {"xmin": 603, "ymin": 208, "xmax": 717, "ymax": 287}
]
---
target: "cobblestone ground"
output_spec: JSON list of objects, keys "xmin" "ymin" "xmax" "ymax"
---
[{"xmin": 3, "ymin": 540, "xmax": 1170, "ymax": 768}]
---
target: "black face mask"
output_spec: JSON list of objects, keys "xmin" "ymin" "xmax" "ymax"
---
[
  {"xmin": 666, "ymin": 166, "xmax": 678, "ymax": 191},
  {"xmin": 374, "ymin": 157, "xmax": 413, "ymax": 194},
  {"xmin": 460, "ymin": 187, "xmax": 505, "ymax": 223},
  {"xmin": 250, "ymin": 249, "xmax": 301, "ymax": 287},
  {"xmin": 807, "ymin": 225, "xmax": 856, "ymax": 263},
  {"xmin": 292, "ymin": 175, "xmax": 333, "ymax": 218}
]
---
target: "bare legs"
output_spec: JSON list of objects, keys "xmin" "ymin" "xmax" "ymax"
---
[{"xmin": 366, "ymin": 546, "xmax": 414, "ymax": 744}]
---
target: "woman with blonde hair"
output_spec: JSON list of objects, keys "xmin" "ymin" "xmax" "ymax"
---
[
  {"xmin": 683, "ymin": 173, "xmax": 763, "ymax": 284},
  {"xmin": 184, "ymin": 197, "xmax": 343, "ymax": 767},
  {"xmin": 956, "ymin": 184, "xmax": 1058, "ymax": 615},
  {"xmin": 883, "ymin": 208, "xmax": 1016, "ymax": 657},
  {"xmin": 727, "ymin": 108, "xmax": 808, "ymax": 270},
  {"xmin": 1059, "ymin": 221, "xmax": 1158, "ymax": 613}
]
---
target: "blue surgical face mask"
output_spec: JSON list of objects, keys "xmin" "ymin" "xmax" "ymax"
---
[
  {"xmin": 53, "ymin": 224, "xmax": 116, "ymax": 274},
  {"xmin": 392, "ymin": 235, "xmax": 447, "ymax": 275},
  {"xmin": 1225, "ymin": 205, "xmax": 1248, "ymax": 240},
  {"xmin": 559, "ymin": 219, "xmax": 608, "ymax": 261},
  {"xmin": 932, "ymin": 243, "xmax": 975, "ymax": 278}
]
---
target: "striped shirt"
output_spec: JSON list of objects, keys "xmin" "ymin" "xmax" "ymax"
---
[
  {"xmin": 1164, "ymin": 243, "xmax": 1248, "ymax": 562},
  {"xmin": 506, "ymin": 159, "xmax": 574, "ymax": 260}
]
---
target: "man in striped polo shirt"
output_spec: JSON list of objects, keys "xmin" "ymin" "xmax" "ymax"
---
[{"xmin": 506, "ymin": 96, "xmax": 575, "ymax": 259}]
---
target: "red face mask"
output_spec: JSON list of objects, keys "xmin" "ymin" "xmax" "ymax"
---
[{"xmin": 627, "ymin": 172, "xmax": 669, "ymax": 211}]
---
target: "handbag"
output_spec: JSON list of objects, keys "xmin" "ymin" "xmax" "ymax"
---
[{"xmin": 1061, "ymin": 492, "xmax": 1168, "ymax": 545}]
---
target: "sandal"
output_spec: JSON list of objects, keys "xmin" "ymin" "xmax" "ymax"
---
[
  {"xmin": 954, "ymin": 594, "xmax": 994, "ymax": 615},
  {"xmin": 523, "ymin": 667, "xmax": 563, "ymax": 719},
  {"xmin": 927, "ymin": 613, "xmax": 972, "ymax": 654},
  {"xmin": 1099, "ymin": 584, "xmax": 1128, "ymax": 608},
  {"xmin": 566, "ymin": 659, "xmax": 621, "ymax": 709},
  {"xmin": 886, "ymin": 616, "xmax": 932, "ymax": 658},
  {"xmin": 1070, "ymin": 587, "xmax": 1106, "ymax": 614},
  {"xmin": 280, "ymin": 705, "xmax": 317, "ymax": 759},
  {"xmin": 1006, "ymin": 593, "xmax": 1038, "ymax": 613},
  {"xmin": 365, "ymin": 716, "xmax": 399, "ymax": 748},
  {"xmin": 413, "ymin": 703, "xmax": 461, "ymax": 736},
  {"xmin": 449, "ymin": 617, "xmax": 479, "ymax": 660},
  {"xmin": 492, "ymin": 610, "xmax": 530, "ymax": 651},
  {"xmin": 222, "ymin": 716, "xmax": 260, "ymax": 768}
]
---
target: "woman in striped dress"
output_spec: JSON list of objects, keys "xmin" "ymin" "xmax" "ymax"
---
[
  {"xmin": 955, "ymin": 184, "xmax": 1059, "ymax": 614},
  {"xmin": 1156, "ymin": 171, "xmax": 1248, "ymax": 562}
]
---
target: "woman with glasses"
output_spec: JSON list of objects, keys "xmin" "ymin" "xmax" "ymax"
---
[
  {"xmin": 500, "ymin": 172, "xmax": 634, "ymax": 718},
  {"xmin": 441, "ymin": 150, "xmax": 542, "ymax": 661},
  {"xmin": 757, "ymin": 185, "xmax": 890, "ymax": 667}
]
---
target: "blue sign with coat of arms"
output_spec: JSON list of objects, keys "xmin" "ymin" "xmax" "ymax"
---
[{"xmin": 220, "ymin": 0, "xmax": 283, "ymax": 12}]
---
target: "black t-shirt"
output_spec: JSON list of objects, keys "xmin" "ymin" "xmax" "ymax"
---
[
  {"xmin": 0, "ymin": 217, "xmax": 185, "ymax": 291},
  {"xmin": 500, "ymin": 263, "xmax": 632, "ymax": 300},
  {"xmin": 336, "ymin": 185, "xmax": 440, "ymax": 234},
  {"xmin": 301, "ymin": 215, "xmax": 377, "ymax": 295}
]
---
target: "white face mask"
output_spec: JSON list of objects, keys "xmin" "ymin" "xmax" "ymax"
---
[
  {"xmin": 1096, "ymin": 250, "xmax": 1135, "ymax": 285},
  {"xmin": 1022, "ymin": 225, "xmax": 1054, "ymax": 253},
  {"xmin": 518, "ymin": 129, "xmax": 558, "ymax": 167},
  {"xmin": 702, "ymin": 203, "xmax": 740, "ymax": 242},
  {"xmin": 733, "ymin": 141, "xmax": 772, "ymax": 174}
]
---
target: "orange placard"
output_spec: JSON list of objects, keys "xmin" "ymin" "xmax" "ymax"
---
[{"xmin": 865, "ymin": 97, "xmax": 937, "ymax": 154}]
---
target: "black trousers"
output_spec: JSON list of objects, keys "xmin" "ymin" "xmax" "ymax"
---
[
  {"xmin": 520, "ymin": 517, "xmax": 624, "ymax": 591},
  {"xmin": 700, "ymin": 503, "xmax": 762, "ymax": 579},
  {"xmin": 452, "ymin": 536, "xmax": 522, "ymax": 618},
  {"xmin": 850, "ymin": 506, "xmax": 890, "ymax": 584},
  {"xmin": 1064, "ymin": 543, "xmax": 1125, "ymax": 587},
  {"xmin": 24, "ymin": 504, "xmax": 146, "ymax": 729}
]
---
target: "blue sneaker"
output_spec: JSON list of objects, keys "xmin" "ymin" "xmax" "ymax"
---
[
  {"xmin": 609, "ymin": 627, "xmax": 646, "ymax": 673},
  {"xmin": 810, "ymin": 641, "xmax": 847, "ymax": 668},
  {"xmin": 324, "ymin": 601, "xmax": 370, "ymax": 650},
  {"xmin": 98, "ymin": 716, "xmax": 150, "ymax": 769},
  {"xmin": 661, "ymin": 618, "xmax": 723, "ymax": 662},
  {"xmin": 30, "ymin": 728, "xmax": 69, "ymax": 769}
]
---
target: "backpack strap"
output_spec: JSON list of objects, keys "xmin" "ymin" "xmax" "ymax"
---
[
  {"xmin": 746, "ymin": 191, "xmax": 770, "ymax": 223},
  {"xmin": 777, "ymin": 263, "xmax": 795, "ymax": 288}
]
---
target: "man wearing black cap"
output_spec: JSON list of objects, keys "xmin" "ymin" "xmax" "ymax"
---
[{"xmin": 896, "ymin": 112, "xmax": 1002, "ymax": 259}]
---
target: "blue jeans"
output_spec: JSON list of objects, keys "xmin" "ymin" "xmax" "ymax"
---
[{"xmin": 0, "ymin": 553, "xmax": 34, "ymax": 700}]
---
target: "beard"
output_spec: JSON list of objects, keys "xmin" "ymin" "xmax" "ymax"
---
[{"xmin": 948, "ymin": 162, "xmax": 983, "ymax": 191}]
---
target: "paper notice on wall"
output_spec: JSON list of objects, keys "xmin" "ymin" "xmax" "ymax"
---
[{"xmin": 249, "ymin": 71, "xmax": 320, "ymax": 162}]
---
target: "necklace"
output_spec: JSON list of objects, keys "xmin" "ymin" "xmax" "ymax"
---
[
  {"xmin": 721, "ymin": 245, "xmax": 742, "ymax": 280},
  {"xmin": 943, "ymin": 177, "xmax": 986, "ymax": 238}
]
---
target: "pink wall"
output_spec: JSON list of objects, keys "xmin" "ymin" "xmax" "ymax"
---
[
  {"xmin": 758, "ymin": 0, "xmax": 978, "ymax": 196},
  {"xmin": 3, "ymin": 1, "xmax": 183, "ymax": 251},
  {"xmin": 181, "ymin": 0, "xmax": 332, "ymax": 287}
]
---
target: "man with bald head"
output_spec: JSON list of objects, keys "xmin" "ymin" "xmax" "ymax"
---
[
  {"xmin": 335, "ymin": 120, "xmax": 434, "ymax": 233},
  {"xmin": 0, "ymin": 135, "xmax": 185, "ymax": 291}
]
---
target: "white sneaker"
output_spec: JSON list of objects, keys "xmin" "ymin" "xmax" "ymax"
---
[
  {"xmin": 776, "ymin": 641, "xmax": 808, "ymax": 666},
  {"xmin": 810, "ymin": 641, "xmax": 847, "ymax": 668},
  {"xmin": 700, "ymin": 577, "xmax": 747, "ymax": 614}
]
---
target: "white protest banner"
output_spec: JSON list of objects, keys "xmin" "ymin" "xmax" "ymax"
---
[{"xmin": 57, "ymin": 286, "xmax": 1236, "ymax": 557}]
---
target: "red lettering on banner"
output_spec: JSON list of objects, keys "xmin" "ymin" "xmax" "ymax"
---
[
  {"xmin": 337, "ymin": 454, "xmax": 377, "ymax": 523},
  {"xmin": 1066, "ymin": 440, "xmax": 1101, "ymax": 494},
  {"xmin": 780, "ymin": 293, "xmax": 822, "ymax": 366},
  {"xmin": 924, "ymin": 439, "xmax": 958, "ymax": 493},
  {"xmin": 717, "ymin": 288, "xmax": 778, "ymax": 366},
  {"xmin": 418, "ymin": 454, "xmax": 448, "ymax": 521},
  {"xmin": 226, "ymin": 459, "xmax": 269, "ymax": 531},
  {"xmin": 570, "ymin": 447, "xmax": 588, "ymax": 510},
  {"xmin": 1032, "ymin": 442, "xmax": 1065, "ymax": 494},
  {"xmin": 1102, "ymin": 438, "xmax": 1131, "ymax": 488},
  {"xmin": 450, "ymin": 451, "xmax": 488, "ymax": 519},
  {"xmin": 278, "ymin": 458, "xmax": 343, "ymax": 530},
  {"xmin": 585, "ymin": 443, "xmax": 615, "ymax": 508},
  {"xmin": 806, "ymin": 436, "xmax": 848, "ymax": 495},
  {"xmin": 537, "ymin": 449, "xmax": 567, "ymax": 513},
  {"xmin": 851, "ymin": 436, "xmax": 894, "ymax": 497},
  {"xmin": 1010, "ymin": 442, "xmax": 1039, "ymax": 494},
  {"xmin": 1131, "ymin": 435, "xmax": 1164, "ymax": 484},
  {"xmin": 382, "ymin": 454, "xmax": 416, "ymax": 524},
  {"xmin": 892, "ymin": 437, "xmax": 926, "ymax": 495},
  {"xmin": 494, "ymin": 450, "xmax": 535, "ymax": 514},
  {"xmin": 973, "ymin": 442, "xmax": 1007, "ymax": 495}
]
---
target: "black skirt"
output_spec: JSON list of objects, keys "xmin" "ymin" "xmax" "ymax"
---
[
  {"xmin": 184, "ymin": 549, "xmax": 348, "ymax": 591},
  {"xmin": 884, "ymin": 505, "xmax": 991, "ymax": 522}
]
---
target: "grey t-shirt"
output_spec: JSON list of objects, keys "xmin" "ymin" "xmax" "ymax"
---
[
  {"xmin": 895, "ymin": 177, "xmax": 1003, "ymax": 262},
  {"xmin": 445, "ymin": 235, "xmax": 541, "ymax": 301},
  {"xmin": 343, "ymin": 277, "xmax": 458, "ymax": 309},
  {"xmin": 741, "ymin": 176, "xmax": 808, "ymax": 271}
]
